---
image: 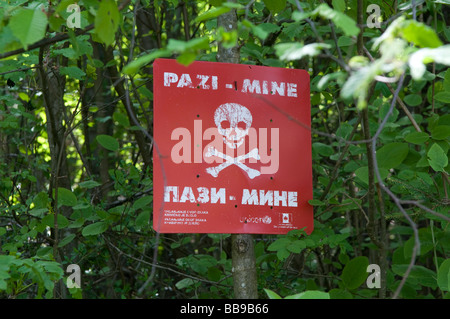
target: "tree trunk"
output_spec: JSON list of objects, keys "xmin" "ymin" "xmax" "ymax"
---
[
  {"xmin": 38, "ymin": 47, "xmax": 73, "ymax": 298},
  {"xmin": 217, "ymin": 4, "xmax": 258, "ymax": 299},
  {"xmin": 105, "ymin": 49, "xmax": 153, "ymax": 169},
  {"xmin": 231, "ymin": 234, "xmax": 258, "ymax": 298}
]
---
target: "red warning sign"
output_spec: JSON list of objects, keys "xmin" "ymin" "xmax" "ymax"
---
[{"xmin": 153, "ymin": 58, "xmax": 313, "ymax": 234}]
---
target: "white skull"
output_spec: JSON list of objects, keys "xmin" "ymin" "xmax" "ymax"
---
[{"xmin": 214, "ymin": 103, "xmax": 252, "ymax": 149}]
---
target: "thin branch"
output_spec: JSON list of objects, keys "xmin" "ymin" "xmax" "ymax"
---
[
  {"xmin": 181, "ymin": 0, "xmax": 191, "ymax": 41},
  {"xmin": 319, "ymin": 114, "xmax": 362, "ymax": 201},
  {"xmin": 117, "ymin": 1, "xmax": 168, "ymax": 295},
  {"xmin": 295, "ymin": 0, "xmax": 350, "ymax": 72},
  {"xmin": 362, "ymin": 41, "xmax": 421, "ymax": 133},
  {"xmin": 370, "ymin": 74, "xmax": 420, "ymax": 299},
  {"xmin": 106, "ymin": 239, "xmax": 231, "ymax": 288},
  {"xmin": 0, "ymin": 67, "xmax": 37, "ymax": 76}
]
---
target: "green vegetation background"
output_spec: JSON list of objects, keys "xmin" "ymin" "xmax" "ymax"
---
[{"xmin": 0, "ymin": 0, "xmax": 449, "ymax": 299}]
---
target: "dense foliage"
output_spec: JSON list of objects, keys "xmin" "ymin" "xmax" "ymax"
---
[{"xmin": 0, "ymin": 0, "xmax": 449, "ymax": 299}]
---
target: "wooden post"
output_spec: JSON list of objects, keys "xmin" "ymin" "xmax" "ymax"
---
[
  {"xmin": 216, "ymin": 4, "xmax": 259, "ymax": 299},
  {"xmin": 231, "ymin": 234, "xmax": 258, "ymax": 298}
]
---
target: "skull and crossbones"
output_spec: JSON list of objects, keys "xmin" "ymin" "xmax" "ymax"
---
[{"xmin": 205, "ymin": 103, "xmax": 261, "ymax": 179}]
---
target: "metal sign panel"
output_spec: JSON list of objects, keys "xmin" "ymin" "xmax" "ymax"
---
[{"xmin": 153, "ymin": 58, "xmax": 313, "ymax": 234}]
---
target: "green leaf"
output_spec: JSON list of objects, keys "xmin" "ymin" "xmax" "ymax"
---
[
  {"xmin": 401, "ymin": 20, "xmax": 443, "ymax": 48},
  {"xmin": 312, "ymin": 142, "xmax": 333, "ymax": 157},
  {"xmin": 164, "ymin": 37, "xmax": 210, "ymax": 66},
  {"xmin": 41, "ymin": 214, "xmax": 70, "ymax": 229},
  {"xmin": 354, "ymin": 166, "xmax": 389, "ymax": 185},
  {"xmin": 443, "ymin": 69, "xmax": 450, "ymax": 92},
  {"xmin": 9, "ymin": 8, "xmax": 48, "ymax": 50},
  {"xmin": 276, "ymin": 248, "xmax": 290, "ymax": 260},
  {"xmin": 317, "ymin": 72, "xmax": 346, "ymax": 90},
  {"xmin": 58, "ymin": 234, "xmax": 76, "ymax": 248},
  {"xmin": 404, "ymin": 94, "xmax": 422, "ymax": 107},
  {"xmin": 285, "ymin": 290, "xmax": 330, "ymax": 299},
  {"xmin": 69, "ymin": 217, "xmax": 85, "ymax": 229},
  {"xmin": 405, "ymin": 131, "xmax": 429, "ymax": 144},
  {"xmin": 194, "ymin": 6, "xmax": 230, "ymax": 23},
  {"xmin": 341, "ymin": 256, "xmax": 369, "ymax": 290},
  {"xmin": 337, "ymin": 36, "xmax": 355, "ymax": 47},
  {"xmin": 308, "ymin": 199, "xmax": 325, "ymax": 206},
  {"xmin": 176, "ymin": 52, "xmax": 197, "ymax": 66},
  {"xmin": 60, "ymin": 66, "xmax": 86, "ymax": 80},
  {"xmin": 409, "ymin": 45, "xmax": 450, "ymax": 80},
  {"xmin": 96, "ymin": 135, "xmax": 119, "ymax": 151},
  {"xmin": 264, "ymin": 288, "xmax": 282, "ymax": 299},
  {"xmin": 376, "ymin": 142, "xmax": 409, "ymax": 169},
  {"xmin": 82, "ymin": 221, "xmax": 108, "ymax": 236},
  {"xmin": 135, "ymin": 210, "xmax": 150, "ymax": 228},
  {"xmin": 434, "ymin": 92, "xmax": 450, "ymax": 103},
  {"xmin": 39, "ymin": 261, "xmax": 64, "ymax": 276},
  {"xmin": 175, "ymin": 278, "xmax": 197, "ymax": 289},
  {"xmin": 57, "ymin": 187, "xmax": 77, "ymax": 207},
  {"xmin": 247, "ymin": 23, "xmax": 270, "ymax": 41},
  {"xmin": 431, "ymin": 125, "xmax": 450, "ymax": 140},
  {"xmin": 392, "ymin": 264, "xmax": 437, "ymax": 289},
  {"xmin": 314, "ymin": 3, "xmax": 359, "ymax": 37},
  {"xmin": 132, "ymin": 195, "xmax": 153, "ymax": 211},
  {"xmin": 398, "ymin": 0, "xmax": 426, "ymax": 11},
  {"xmin": 427, "ymin": 143, "xmax": 448, "ymax": 172},
  {"xmin": 267, "ymin": 238, "xmax": 291, "ymax": 251},
  {"xmin": 216, "ymin": 27, "xmax": 238, "ymax": 47},
  {"xmin": 94, "ymin": 0, "xmax": 120, "ymax": 47},
  {"xmin": 69, "ymin": 35, "xmax": 93, "ymax": 58},
  {"xmin": 167, "ymin": 37, "xmax": 210, "ymax": 53},
  {"xmin": 341, "ymin": 64, "xmax": 379, "ymax": 108},
  {"xmin": 0, "ymin": 255, "xmax": 15, "ymax": 267},
  {"xmin": 32, "ymin": 191, "xmax": 49, "ymax": 209},
  {"xmin": 258, "ymin": 23, "xmax": 281, "ymax": 34},
  {"xmin": 373, "ymin": 16, "xmax": 439, "ymax": 50},
  {"xmin": 329, "ymin": 288, "xmax": 353, "ymax": 299},
  {"xmin": 207, "ymin": 266, "xmax": 222, "ymax": 282},
  {"xmin": 263, "ymin": 0, "xmax": 287, "ymax": 14},
  {"xmin": 275, "ymin": 42, "xmax": 331, "ymax": 61},
  {"xmin": 123, "ymin": 50, "xmax": 171, "ymax": 75},
  {"xmin": 209, "ymin": 0, "xmax": 225, "ymax": 6},
  {"xmin": 287, "ymin": 240, "xmax": 306, "ymax": 254},
  {"xmin": 437, "ymin": 259, "xmax": 450, "ymax": 292},
  {"xmin": 332, "ymin": 0, "xmax": 346, "ymax": 12},
  {"xmin": 113, "ymin": 112, "xmax": 130, "ymax": 127},
  {"xmin": 79, "ymin": 180, "xmax": 101, "ymax": 189},
  {"xmin": 438, "ymin": 114, "xmax": 450, "ymax": 126}
]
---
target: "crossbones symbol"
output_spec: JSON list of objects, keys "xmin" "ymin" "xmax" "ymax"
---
[
  {"xmin": 205, "ymin": 147, "xmax": 261, "ymax": 179},
  {"xmin": 205, "ymin": 103, "xmax": 261, "ymax": 179}
]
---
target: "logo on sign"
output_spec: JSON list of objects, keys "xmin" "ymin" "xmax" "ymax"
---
[
  {"xmin": 240, "ymin": 215, "xmax": 272, "ymax": 224},
  {"xmin": 280, "ymin": 213, "xmax": 293, "ymax": 226}
]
